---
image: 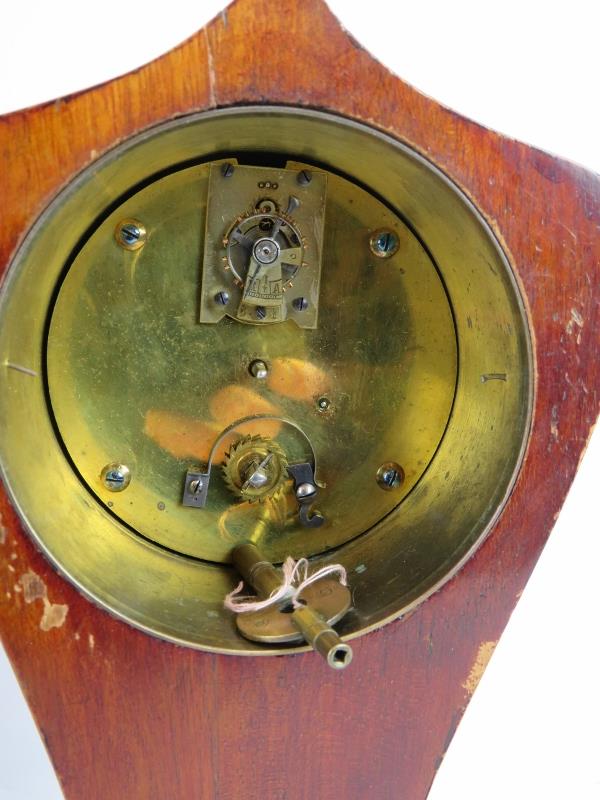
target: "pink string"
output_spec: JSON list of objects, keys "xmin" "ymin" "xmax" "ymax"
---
[{"xmin": 224, "ymin": 556, "xmax": 347, "ymax": 614}]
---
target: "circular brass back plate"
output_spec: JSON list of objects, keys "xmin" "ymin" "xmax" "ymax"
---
[
  {"xmin": 45, "ymin": 155, "xmax": 456, "ymax": 563},
  {"xmin": 0, "ymin": 108, "xmax": 532, "ymax": 654}
]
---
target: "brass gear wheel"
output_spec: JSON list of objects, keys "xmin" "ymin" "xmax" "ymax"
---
[
  {"xmin": 223, "ymin": 208, "xmax": 305, "ymax": 286},
  {"xmin": 222, "ymin": 435, "xmax": 288, "ymax": 502}
]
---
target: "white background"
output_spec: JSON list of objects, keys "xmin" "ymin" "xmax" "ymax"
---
[{"xmin": 0, "ymin": 2, "xmax": 598, "ymax": 798}]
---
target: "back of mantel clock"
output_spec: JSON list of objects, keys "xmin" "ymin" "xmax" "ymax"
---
[{"xmin": 0, "ymin": 2, "xmax": 597, "ymax": 798}]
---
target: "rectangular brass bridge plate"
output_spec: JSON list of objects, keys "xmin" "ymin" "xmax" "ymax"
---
[{"xmin": 200, "ymin": 162, "xmax": 327, "ymax": 328}]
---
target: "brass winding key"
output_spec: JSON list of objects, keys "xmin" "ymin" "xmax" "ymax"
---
[{"xmin": 230, "ymin": 543, "xmax": 353, "ymax": 670}]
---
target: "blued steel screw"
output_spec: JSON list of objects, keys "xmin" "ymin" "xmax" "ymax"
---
[
  {"xmin": 256, "ymin": 306, "xmax": 267, "ymax": 320},
  {"xmin": 376, "ymin": 462, "xmax": 404, "ymax": 491},
  {"xmin": 214, "ymin": 290, "xmax": 230, "ymax": 306},
  {"xmin": 297, "ymin": 169, "xmax": 312, "ymax": 186},
  {"xmin": 293, "ymin": 297, "xmax": 309, "ymax": 311},
  {"xmin": 101, "ymin": 463, "xmax": 131, "ymax": 492},
  {"xmin": 221, "ymin": 162, "xmax": 235, "ymax": 178},
  {"xmin": 370, "ymin": 229, "xmax": 399, "ymax": 258},
  {"xmin": 115, "ymin": 220, "xmax": 147, "ymax": 250},
  {"xmin": 121, "ymin": 224, "xmax": 140, "ymax": 245}
]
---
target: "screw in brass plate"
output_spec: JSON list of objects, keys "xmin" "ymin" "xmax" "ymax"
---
[
  {"xmin": 317, "ymin": 396, "xmax": 330, "ymax": 411},
  {"xmin": 297, "ymin": 169, "xmax": 312, "ymax": 186},
  {"xmin": 295, "ymin": 482, "xmax": 317, "ymax": 499},
  {"xmin": 292, "ymin": 297, "xmax": 309, "ymax": 311},
  {"xmin": 189, "ymin": 478, "xmax": 204, "ymax": 495},
  {"xmin": 214, "ymin": 290, "xmax": 230, "ymax": 306},
  {"xmin": 101, "ymin": 463, "xmax": 131, "ymax": 492},
  {"xmin": 376, "ymin": 462, "xmax": 404, "ymax": 491},
  {"xmin": 369, "ymin": 228, "xmax": 399, "ymax": 258},
  {"xmin": 249, "ymin": 359, "xmax": 269, "ymax": 380},
  {"xmin": 114, "ymin": 219, "xmax": 147, "ymax": 251}
]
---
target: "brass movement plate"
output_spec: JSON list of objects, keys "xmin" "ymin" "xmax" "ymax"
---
[
  {"xmin": 0, "ymin": 108, "xmax": 532, "ymax": 653},
  {"xmin": 46, "ymin": 156, "xmax": 456, "ymax": 563}
]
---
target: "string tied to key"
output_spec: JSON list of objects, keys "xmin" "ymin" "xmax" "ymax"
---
[{"xmin": 224, "ymin": 556, "xmax": 347, "ymax": 613}]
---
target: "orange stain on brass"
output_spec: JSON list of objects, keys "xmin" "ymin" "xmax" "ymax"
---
[
  {"xmin": 209, "ymin": 385, "xmax": 281, "ymax": 439},
  {"xmin": 145, "ymin": 387, "xmax": 283, "ymax": 463},
  {"xmin": 267, "ymin": 357, "xmax": 330, "ymax": 402},
  {"xmin": 143, "ymin": 412, "xmax": 228, "ymax": 462}
]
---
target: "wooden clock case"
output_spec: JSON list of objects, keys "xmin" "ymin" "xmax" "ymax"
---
[{"xmin": 0, "ymin": 1, "xmax": 598, "ymax": 798}]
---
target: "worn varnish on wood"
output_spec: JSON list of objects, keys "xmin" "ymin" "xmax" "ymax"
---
[{"xmin": 0, "ymin": 1, "xmax": 598, "ymax": 798}]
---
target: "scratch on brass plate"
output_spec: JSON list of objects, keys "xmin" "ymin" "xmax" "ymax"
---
[
  {"xmin": 462, "ymin": 640, "xmax": 498, "ymax": 697},
  {"xmin": 5, "ymin": 362, "xmax": 38, "ymax": 377},
  {"xmin": 19, "ymin": 570, "xmax": 68, "ymax": 631},
  {"xmin": 480, "ymin": 373, "xmax": 507, "ymax": 383}
]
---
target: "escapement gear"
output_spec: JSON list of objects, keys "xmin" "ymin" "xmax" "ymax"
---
[{"xmin": 223, "ymin": 206, "xmax": 305, "ymax": 286}]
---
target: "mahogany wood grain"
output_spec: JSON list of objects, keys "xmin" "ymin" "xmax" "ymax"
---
[{"xmin": 0, "ymin": 1, "xmax": 598, "ymax": 798}]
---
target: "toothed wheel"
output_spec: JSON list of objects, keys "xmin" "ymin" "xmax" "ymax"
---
[
  {"xmin": 222, "ymin": 435, "xmax": 288, "ymax": 502},
  {"xmin": 223, "ymin": 209, "xmax": 305, "ymax": 287}
]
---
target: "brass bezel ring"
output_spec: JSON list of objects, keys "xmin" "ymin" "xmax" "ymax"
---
[{"xmin": 0, "ymin": 106, "xmax": 533, "ymax": 654}]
